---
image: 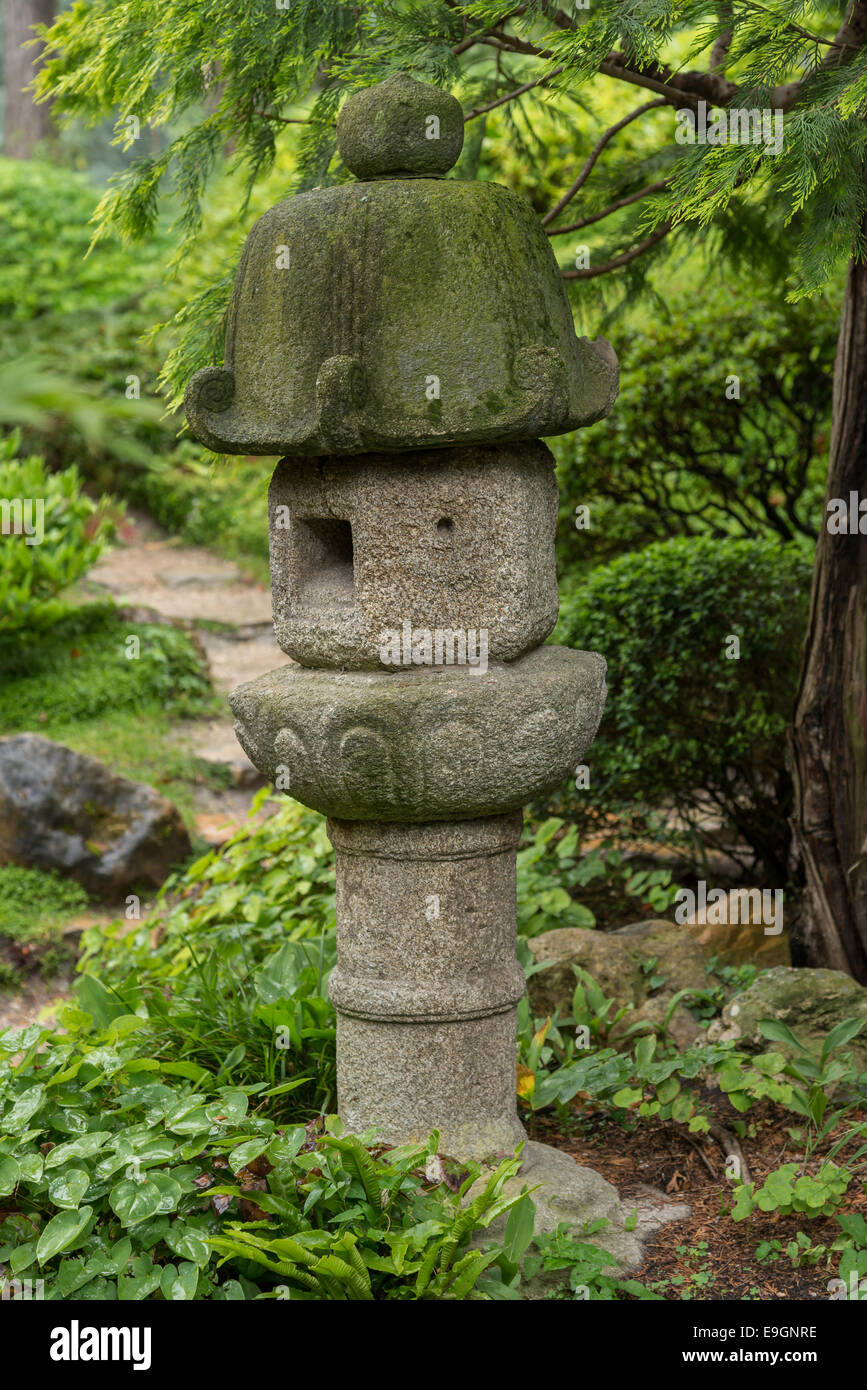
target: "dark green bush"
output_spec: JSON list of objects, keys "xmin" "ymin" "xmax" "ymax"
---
[
  {"xmin": 554, "ymin": 287, "xmax": 837, "ymax": 579},
  {"xmin": 553, "ymin": 536, "xmax": 813, "ymax": 879},
  {"xmin": 0, "ymin": 159, "xmax": 172, "ymax": 472},
  {"xmin": 0, "ymin": 158, "xmax": 148, "ymax": 325},
  {"xmin": 0, "ymin": 434, "xmax": 114, "ymax": 634}
]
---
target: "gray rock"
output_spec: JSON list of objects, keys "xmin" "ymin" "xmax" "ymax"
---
[
  {"xmin": 0, "ymin": 734, "xmax": 191, "ymax": 901},
  {"xmin": 709, "ymin": 966, "xmax": 867, "ymax": 1071},
  {"xmin": 528, "ymin": 920, "xmax": 709, "ymax": 1049},
  {"xmin": 230, "ymin": 645, "xmax": 606, "ymax": 822},
  {"xmin": 269, "ymin": 442, "xmax": 559, "ymax": 668},
  {"xmin": 475, "ymin": 1143, "xmax": 690, "ymax": 1294}
]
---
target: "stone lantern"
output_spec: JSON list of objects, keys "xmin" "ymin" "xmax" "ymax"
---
[{"xmin": 186, "ymin": 73, "xmax": 635, "ymax": 1242}]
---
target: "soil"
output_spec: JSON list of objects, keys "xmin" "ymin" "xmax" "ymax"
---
[{"xmin": 529, "ymin": 1098, "xmax": 867, "ymax": 1300}]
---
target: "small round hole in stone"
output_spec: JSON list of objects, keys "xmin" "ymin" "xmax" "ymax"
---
[{"xmin": 436, "ymin": 517, "xmax": 454, "ymax": 536}]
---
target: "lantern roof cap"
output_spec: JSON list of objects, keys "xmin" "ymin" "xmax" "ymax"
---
[{"xmin": 337, "ymin": 72, "xmax": 464, "ymax": 180}]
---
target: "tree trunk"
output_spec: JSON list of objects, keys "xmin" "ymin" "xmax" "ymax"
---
[
  {"xmin": 790, "ymin": 232, "xmax": 867, "ymax": 982},
  {"xmin": 3, "ymin": 0, "xmax": 55, "ymax": 158}
]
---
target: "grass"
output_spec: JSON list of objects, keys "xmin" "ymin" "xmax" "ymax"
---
[
  {"xmin": 0, "ymin": 866, "xmax": 90, "ymax": 989},
  {"xmin": 0, "ymin": 866, "xmax": 89, "ymax": 944},
  {"xmin": 0, "ymin": 603, "xmax": 217, "ymax": 730}
]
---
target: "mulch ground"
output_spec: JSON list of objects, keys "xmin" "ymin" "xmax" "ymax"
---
[{"xmin": 527, "ymin": 1096, "xmax": 867, "ymax": 1300}]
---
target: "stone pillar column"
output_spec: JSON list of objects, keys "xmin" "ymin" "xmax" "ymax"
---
[{"xmin": 327, "ymin": 814, "xmax": 525, "ymax": 1160}]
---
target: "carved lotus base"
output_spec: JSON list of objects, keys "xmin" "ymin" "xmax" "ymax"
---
[{"xmin": 230, "ymin": 644, "xmax": 606, "ymax": 823}]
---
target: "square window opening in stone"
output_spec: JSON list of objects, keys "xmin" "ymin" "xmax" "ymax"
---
[{"xmin": 293, "ymin": 517, "xmax": 356, "ymax": 611}]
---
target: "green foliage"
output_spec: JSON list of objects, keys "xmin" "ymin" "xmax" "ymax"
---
[
  {"xmin": 516, "ymin": 817, "xmax": 681, "ymax": 940},
  {"xmin": 732, "ymin": 1162, "xmax": 851, "ymax": 1221},
  {"xmin": 0, "ymin": 161, "xmax": 168, "ymax": 467},
  {"xmin": 79, "ymin": 794, "xmax": 338, "ymax": 1106},
  {"xmin": 554, "ymin": 536, "xmax": 813, "ymax": 877},
  {"xmin": 0, "ymin": 868, "xmax": 89, "ymax": 945},
  {"xmin": 0, "ymin": 157, "xmax": 154, "ymax": 324},
  {"xmin": 0, "ymin": 604, "xmax": 214, "ymax": 730},
  {"xmin": 519, "ymin": 963, "xmax": 867, "ymax": 1138},
  {"xmin": 835, "ymin": 1214, "xmax": 867, "ymax": 1299},
  {"xmin": 555, "ymin": 287, "xmax": 838, "ymax": 577},
  {"xmin": 209, "ymin": 1128, "xmax": 530, "ymax": 1301},
  {"xmin": 535, "ymin": 1, "xmax": 867, "ymax": 297},
  {"xmin": 123, "ymin": 441, "xmax": 271, "ymax": 579},
  {"xmin": 0, "ymin": 435, "xmax": 113, "ymax": 634},
  {"xmin": 728, "ymin": 1013, "xmax": 867, "ymax": 1221},
  {"xmin": 0, "ymin": 797, "xmax": 652, "ymax": 1301},
  {"xmin": 29, "ymin": 0, "xmax": 864, "ymax": 415},
  {"xmin": 523, "ymin": 1224, "xmax": 662, "ymax": 1301},
  {"xmin": 516, "ymin": 819, "xmax": 597, "ymax": 937},
  {"xmin": 0, "ymin": 998, "xmax": 525, "ymax": 1302}
]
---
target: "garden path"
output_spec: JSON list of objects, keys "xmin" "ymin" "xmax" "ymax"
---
[{"xmin": 87, "ymin": 509, "xmax": 291, "ymax": 841}]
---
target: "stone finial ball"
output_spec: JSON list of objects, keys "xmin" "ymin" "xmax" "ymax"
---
[{"xmin": 337, "ymin": 72, "xmax": 464, "ymax": 179}]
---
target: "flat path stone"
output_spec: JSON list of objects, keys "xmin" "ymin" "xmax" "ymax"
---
[
  {"xmin": 84, "ymin": 510, "xmax": 292, "ymax": 782},
  {"xmin": 198, "ymin": 629, "xmax": 290, "ymax": 696},
  {"xmin": 87, "ymin": 510, "xmax": 273, "ymax": 627}
]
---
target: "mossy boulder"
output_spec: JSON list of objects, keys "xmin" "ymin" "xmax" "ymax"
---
[
  {"xmin": 0, "ymin": 734, "xmax": 190, "ymax": 901},
  {"xmin": 527, "ymin": 919, "xmax": 709, "ymax": 1048},
  {"xmin": 710, "ymin": 966, "xmax": 867, "ymax": 1071}
]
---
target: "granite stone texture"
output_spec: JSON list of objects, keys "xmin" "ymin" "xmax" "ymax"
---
[
  {"xmin": 328, "ymin": 815, "xmax": 526, "ymax": 1162},
  {"xmin": 268, "ymin": 442, "xmax": 559, "ymax": 669},
  {"xmin": 336, "ymin": 72, "xmax": 464, "ymax": 180},
  {"xmin": 230, "ymin": 645, "xmax": 607, "ymax": 822},
  {"xmin": 328, "ymin": 814, "xmax": 525, "ymax": 1022}
]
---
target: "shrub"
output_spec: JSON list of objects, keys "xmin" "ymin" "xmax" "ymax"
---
[
  {"xmin": 0, "ymin": 434, "xmax": 114, "ymax": 634},
  {"xmin": 0, "ymin": 158, "xmax": 149, "ymax": 325},
  {"xmin": 0, "ymin": 161, "xmax": 172, "ymax": 472},
  {"xmin": 553, "ymin": 536, "xmax": 813, "ymax": 879},
  {"xmin": 553, "ymin": 287, "xmax": 837, "ymax": 579}
]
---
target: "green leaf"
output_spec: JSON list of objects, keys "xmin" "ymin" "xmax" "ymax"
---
[
  {"xmin": 821, "ymin": 1016, "xmax": 866, "ymax": 1063},
  {"xmin": 671, "ymin": 1093, "xmax": 694, "ymax": 1123},
  {"xmin": 165, "ymin": 1222, "xmax": 211, "ymax": 1267},
  {"xmin": 118, "ymin": 1253, "xmax": 162, "ymax": 1301},
  {"xmin": 37, "ymin": 1206, "xmax": 93, "ymax": 1265},
  {"xmin": 0, "ymin": 1155, "xmax": 20, "ymax": 1196},
  {"xmin": 229, "ymin": 1138, "xmax": 270, "ymax": 1173},
  {"xmin": 2, "ymin": 1085, "xmax": 45, "ymax": 1133},
  {"xmin": 77, "ymin": 975, "xmax": 128, "ymax": 1027},
  {"xmin": 45, "ymin": 1132, "xmax": 111, "ymax": 1168},
  {"xmin": 503, "ymin": 1194, "xmax": 536, "ymax": 1266},
  {"xmin": 47, "ymin": 1168, "xmax": 90, "ymax": 1210},
  {"xmin": 757, "ymin": 1019, "xmax": 811, "ymax": 1053},
  {"xmin": 612, "ymin": 1087, "xmax": 643, "ymax": 1108},
  {"xmin": 109, "ymin": 1178, "xmax": 163, "ymax": 1227}
]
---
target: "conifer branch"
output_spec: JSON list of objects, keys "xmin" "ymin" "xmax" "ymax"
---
[
  {"xmin": 541, "ymin": 100, "xmax": 667, "ymax": 227},
  {"xmin": 561, "ymin": 220, "xmax": 673, "ymax": 278}
]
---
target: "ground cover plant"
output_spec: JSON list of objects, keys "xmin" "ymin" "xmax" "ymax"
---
[{"xmin": 1, "ymin": 798, "xmax": 865, "ymax": 1301}]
